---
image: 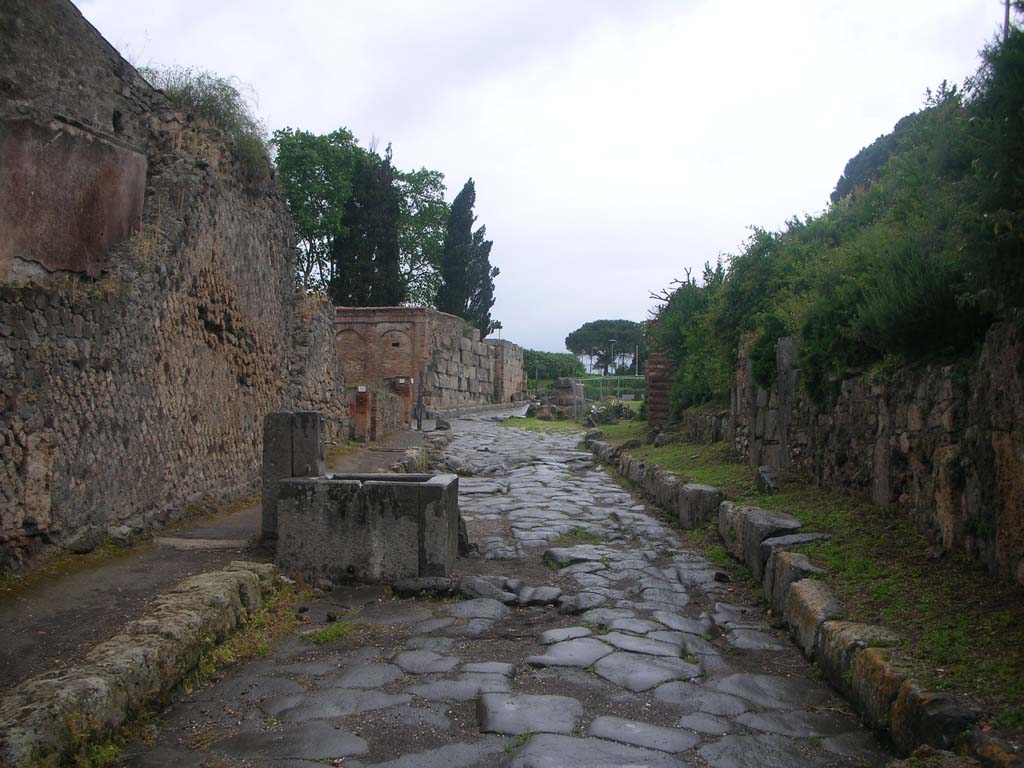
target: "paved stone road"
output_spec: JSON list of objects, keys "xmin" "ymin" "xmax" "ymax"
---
[{"xmin": 122, "ymin": 414, "xmax": 891, "ymax": 767}]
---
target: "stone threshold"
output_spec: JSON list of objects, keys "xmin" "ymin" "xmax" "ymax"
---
[
  {"xmin": 586, "ymin": 437, "xmax": 1020, "ymax": 768},
  {"xmin": 0, "ymin": 561, "xmax": 279, "ymax": 767}
]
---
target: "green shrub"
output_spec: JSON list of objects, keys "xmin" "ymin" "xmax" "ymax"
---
[{"xmin": 141, "ymin": 65, "xmax": 270, "ymax": 179}]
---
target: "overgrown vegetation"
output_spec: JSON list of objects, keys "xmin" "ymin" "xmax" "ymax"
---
[
  {"xmin": 599, "ymin": 419, "xmax": 1024, "ymax": 727},
  {"xmin": 141, "ymin": 65, "xmax": 270, "ymax": 180},
  {"xmin": 651, "ymin": 21, "xmax": 1024, "ymax": 414},
  {"xmin": 500, "ymin": 417, "xmax": 581, "ymax": 432},
  {"xmin": 522, "ymin": 349, "xmax": 586, "ymax": 382},
  {"xmin": 301, "ymin": 617, "xmax": 359, "ymax": 645}
]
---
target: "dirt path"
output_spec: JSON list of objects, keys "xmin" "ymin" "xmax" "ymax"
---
[
  {"xmin": 0, "ymin": 429, "xmax": 423, "ymax": 691},
  {"xmin": 117, "ymin": 413, "xmax": 892, "ymax": 767}
]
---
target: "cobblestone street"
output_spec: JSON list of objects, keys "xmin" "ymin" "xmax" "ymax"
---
[{"xmin": 123, "ymin": 413, "xmax": 890, "ymax": 767}]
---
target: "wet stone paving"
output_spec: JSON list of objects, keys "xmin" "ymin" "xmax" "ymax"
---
[{"xmin": 122, "ymin": 413, "xmax": 892, "ymax": 767}]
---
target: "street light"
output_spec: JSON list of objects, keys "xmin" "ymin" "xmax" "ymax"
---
[{"xmin": 608, "ymin": 339, "xmax": 616, "ymax": 376}]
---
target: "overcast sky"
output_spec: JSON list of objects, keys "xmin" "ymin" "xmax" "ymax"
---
[{"xmin": 80, "ymin": 0, "xmax": 1006, "ymax": 352}]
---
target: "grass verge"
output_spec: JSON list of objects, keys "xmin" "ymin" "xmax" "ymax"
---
[
  {"xmin": 500, "ymin": 417, "xmax": 581, "ymax": 432},
  {"xmin": 600, "ymin": 417, "xmax": 1024, "ymax": 728}
]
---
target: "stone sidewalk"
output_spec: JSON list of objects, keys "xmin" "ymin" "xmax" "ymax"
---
[
  {"xmin": 0, "ymin": 429, "xmax": 423, "ymax": 691},
  {"xmin": 118, "ymin": 414, "xmax": 892, "ymax": 767}
]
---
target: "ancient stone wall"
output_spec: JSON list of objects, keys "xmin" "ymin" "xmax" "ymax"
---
[
  {"xmin": 0, "ymin": 0, "xmax": 346, "ymax": 571},
  {"xmin": 333, "ymin": 306, "xmax": 525, "ymax": 415},
  {"xmin": 488, "ymin": 339, "xmax": 527, "ymax": 403},
  {"xmin": 288, "ymin": 297, "xmax": 347, "ymax": 444},
  {"xmin": 732, "ymin": 324, "xmax": 1024, "ymax": 585}
]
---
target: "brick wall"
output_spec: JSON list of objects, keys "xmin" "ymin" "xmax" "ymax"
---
[{"xmin": 334, "ymin": 306, "xmax": 526, "ymax": 415}]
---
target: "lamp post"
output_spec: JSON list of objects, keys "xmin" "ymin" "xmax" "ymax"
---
[{"xmin": 608, "ymin": 339, "xmax": 616, "ymax": 376}]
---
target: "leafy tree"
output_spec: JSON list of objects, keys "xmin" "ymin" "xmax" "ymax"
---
[
  {"xmin": 396, "ymin": 167, "xmax": 448, "ymax": 306},
  {"xmin": 436, "ymin": 179, "xmax": 501, "ymax": 335},
  {"xmin": 328, "ymin": 146, "xmax": 404, "ymax": 306},
  {"xmin": 565, "ymin": 319, "xmax": 648, "ymax": 374},
  {"xmin": 522, "ymin": 349, "xmax": 586, "ymax": 380},
  {"xmin": 272, "ymin": 127, "xmax": 361, "ymax": 292}
]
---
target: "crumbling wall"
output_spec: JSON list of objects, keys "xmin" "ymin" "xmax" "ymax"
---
[
  {"xmin": 289, "ymin": 297, "xmax": 347, "ymax": 444},
  {"xmin": 0, "ymin": 0, "xmax": 345, "ymax": 571},
  {"xmin": 732, "ymin": 324, "xmax": 1024, "ymax": 585},
  {"xmin": 488, "ymin": 339, "xmax": 526, "ymax": 403}
]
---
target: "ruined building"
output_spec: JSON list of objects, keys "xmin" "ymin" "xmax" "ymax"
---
[{"xmin": 0, "ymin": 0, "xmax": 524, "ymax": 572}]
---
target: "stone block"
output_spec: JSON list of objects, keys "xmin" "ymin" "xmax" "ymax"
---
[
  {"xmin": 275, "ymin": 473, "xmax": 459, "ymax": 584},
  {"xmin": 676, "ymin": 484, "xmax": 723, "ymax": 529},
  {"xmin": 851, "ymin": 647, "xmax": 915, "ymax": 735},
  {"xmin": 890, "ymin": 679, "xmax": 980, "ymax": 756},
  {"xmin": 291, "ymin": 411, "xmax": 325, "ymax": 477},
  {"xmin": 815, "ymin": 621, "xmax": 900, "ymax": 700},
  {"xmin": 718, "ymin": 502, "xmax": 802, "ymax": 570},
  {"xmin": 764, "ymin": 550, "xmax": 825, "ymax": 616},
  {"xmin": 741, "ymin": 508, "xmax": 802, "ymax": 575},
  {"xmin": 784, "ymin": 579, "xmax": 845, "ymax": 659},
  {"xmin": 261, "ymin": 412, "xmax": 293, "ymax": 542},
  {"xmin": 756, "ymin": 532, "xmax": 830, "ymax": 585},
  {"xmin": 757, "ymin": 465, "xmax": 784, "ymax": 493}
]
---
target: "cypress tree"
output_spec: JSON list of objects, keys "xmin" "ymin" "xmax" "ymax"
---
[
  {"xmin": 435, "ymin": 178, "xmax": 475, "ymax": 315},
  {"xmin": 329, "ymin": 146, "xmax": 404, "ymax": 306}
]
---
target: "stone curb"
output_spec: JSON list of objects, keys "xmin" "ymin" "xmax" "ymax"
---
[
  {"xmin": 0, "ymin": 561, "xmax": 280, "ymax": 768},
  {"xmin": 588, "ymin": 442, "xmax": 1021, "ymax": 767}
]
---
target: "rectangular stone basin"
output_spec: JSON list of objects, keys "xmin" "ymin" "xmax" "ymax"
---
[{"xmin": 275, "ymin": 473, "xmax": 459, "ymax": 584}]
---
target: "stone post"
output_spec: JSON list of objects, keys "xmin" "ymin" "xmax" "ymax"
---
[{"xmin": 261, "ymin": 411, "xmax": 326, "ymax": 542}]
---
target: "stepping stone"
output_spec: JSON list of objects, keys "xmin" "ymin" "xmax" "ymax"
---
[
  {"xmin": 509, "ymin": 733, "xmax": 686, "ymax": 768},
  {"xmin": 561, "ymin": 561, "xmax": 606, "ymax": 575},
  {"xmin": 526, "ymin": 637, "xmax": 613, "ymax": 668},
  {"xmin": 540, "ymin": 626, "xmax": 592, "ymax": 644},
  {"xmin": 588, "ymin": 716, "xmax": 700, "ymax": 753},
  {"xmin": 459, "ymin": 575, "xmax": 517, "ymax": 604},
  {"xmin": 330, "ymin": 662, "xmax": 405, "ymax": 688},
  {"xmin": 593, "ymin": 652, "xmax": 700, "ymax": 692},
  {"xmin": 709, "ymin": 673, "xmax": 835, "ymax": 710},
  {"xmin": 462, "ymin": 661, "xmax": 514, "ymax": 675},
  {"xmin": 211, "ymin": 721, "xmax": 367, "ymax": 760},
  {"xmin": 675, "ymin": 713, "xmax": 737, "ymax": 735},
  {"xmin": 652, "ymin": 611, "xmax": 713, "ymax": 636},
  {"xmin": 517, "ymin": 585, "xmax": 563, "ymax": 606},
  {"xmin": 413, "ymin": 617, "xmax": 457, "ymax": 633},
  {"xmin": 654, "ymin": 682, "xmax": 751, "ymax": 716},
  {"xmin": 736, "ymin": 710, "xmax": 858, "ymax": 738},
  {"xmin": 447, "ymin": 598, "xmax": 510, "ymax": 621},
  {"xmin": 600, "ymin": 632, "xmax": 682, "ymax": 658},
  {"xmin": 607, "ymin": 618, "xmax": 661, "ymax": 635},
  {"xmin": 357, "ymin": 735, "xmax": 512, "ymax": 768},
  {"xmin": 477, "ymin": 693, "xmax": 582, "ymax": 735},
  {"xmin": 393, "ymin": 650, "xmax": 460, "ymax": 674},
  {"xmin": 404, "ymin": 635, "xmax": 456, "ymax": 652},
  {"xmin": 580, "ymin": 608, "xmax": 635, "ymax": 626},
  {"xmin": 543, "ymin": 546, "xmax": 605, "ymax": 566},
  {"xmin": 727, "ymin": 628, "xmax": 788, "ymax": 651},
  {"xmin": 643, "ymin": 593, "xmax": 692, "ymax": 610},
  {"xmin": 557, "ymin": 592, "xmax": 606, "ymax": 615},
  {"xmin": 698, "ymin": 733, "xmax": 836, "ymax": 768},
  {"xmin": 261, "ymin": 690, "xmax": 412, "ymax": 721},
  {"xmin": 405, "ymin": 672, "xmax": 510, "ymax": 701}
]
